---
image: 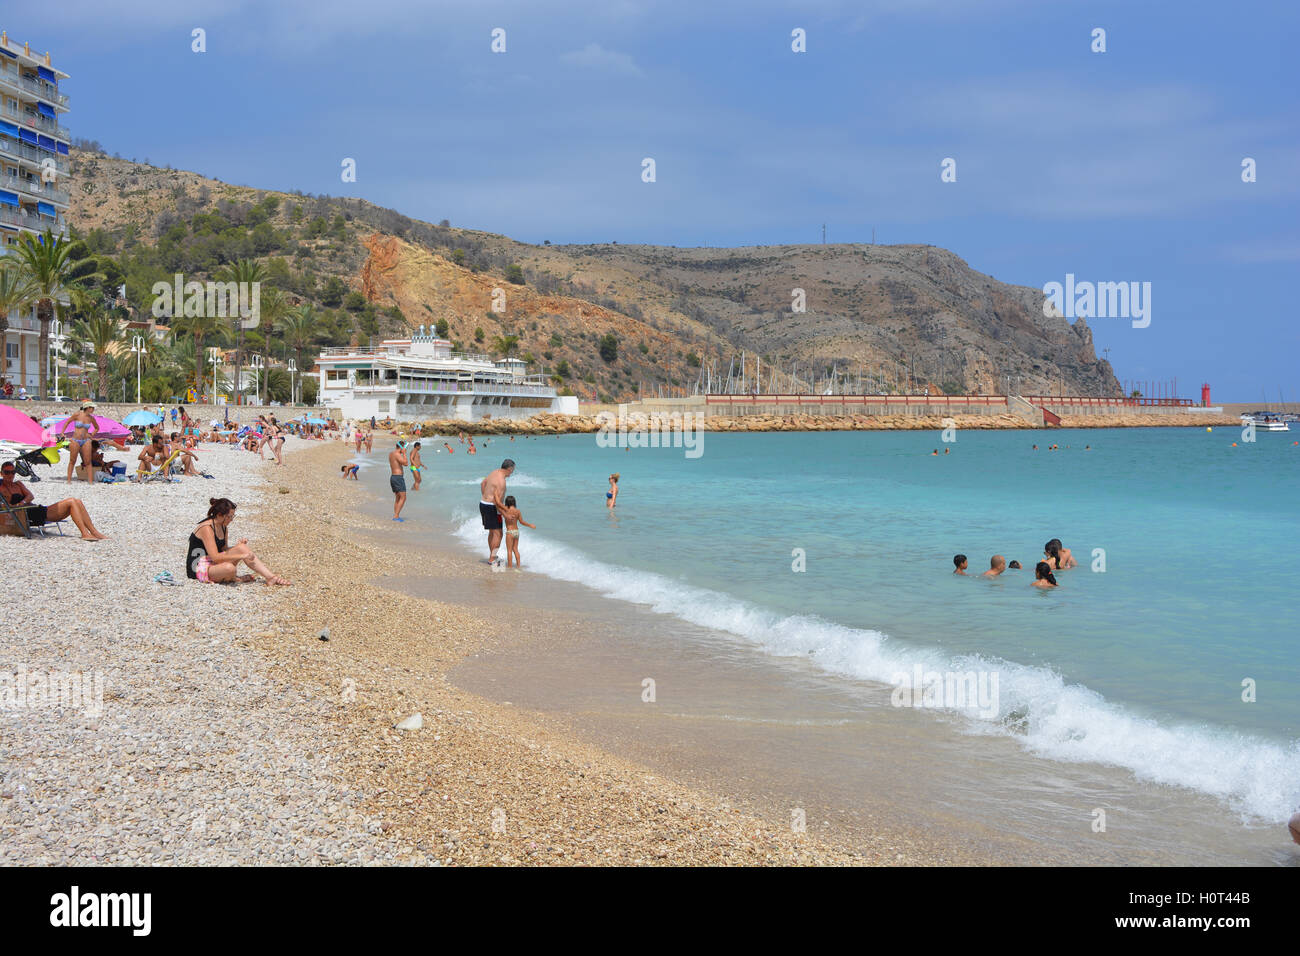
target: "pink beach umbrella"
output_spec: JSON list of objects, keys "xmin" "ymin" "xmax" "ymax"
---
[
  {"xmin": 53, "ymin": 414, "xmax": 131, "ymax": 440},
  {"xmin": 0, "ymin": 404, "xmax": 52, "ymax": 446}
]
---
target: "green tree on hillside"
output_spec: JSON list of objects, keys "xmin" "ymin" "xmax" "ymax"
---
[
  {"xmin": 320, "ymin": 276, "xmax": 347, "ymax": 307},
  {"xmin": 598, "ymin": 333, "xmax": 619, "ymax": 363}
]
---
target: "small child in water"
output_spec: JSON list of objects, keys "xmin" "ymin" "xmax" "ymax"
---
[
  {"xmin": 341, "ymin": 464, "xmax": 359, "ymax": 479},
  {"xmin": 953, "ymin": 554, "xmax": 968, "ymax": 575},
  {"xmin": 498, "ymin": 494, "xmax": 536, "ymax": 569}
]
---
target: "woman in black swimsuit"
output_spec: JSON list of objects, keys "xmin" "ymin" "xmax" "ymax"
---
[
  {"xmin": 186, "ymin": 497, "xmax": 290, "ymax": 585},
  {"xmin": 1, "ymin": 461, "xmax": 107, "ymax": 539}
]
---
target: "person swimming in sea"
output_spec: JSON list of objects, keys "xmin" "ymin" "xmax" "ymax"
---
[
  {"xmin": 1032, "ymin": 562, "xmax": 1058, "ymax": 588},
  {"xmin": 953, "ymin": 554, "xmax": 968, "ymax": 575},
  {"xmin": 1008, "ymin": 560, "xmax": 1022, "ymax": 570},
  {"xmin": 607, "ymin": 473, "xmax": 619, "ymax": 509},
  {"xmin": 982, "ymin": 555, "xmax": 1006, "ymax": 577},
  {"xmin": 1044, "ymin": 538, "xmax": 1077, "ymax": 570}
]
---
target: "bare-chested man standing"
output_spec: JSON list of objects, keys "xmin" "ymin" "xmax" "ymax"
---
[
  {"xmin": 389, "ymin": 441, "xmax": 409, "ymax": 522},
  {"xmin": 479, "ymin": 458, "xmax": 515, "ymax": 566},
  {"xmin": 409, "ymin": 441, "xmax": 424, "ymax": 491}
]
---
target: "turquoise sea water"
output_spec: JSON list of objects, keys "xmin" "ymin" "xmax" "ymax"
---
[{"xmin": 372, "ymin": 427, "xmax": 1299, "ymax": 823}]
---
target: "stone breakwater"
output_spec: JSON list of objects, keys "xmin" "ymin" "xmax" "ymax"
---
[{"xmin": 390, "ymin": 410, "xmax": 1240, "ymax": 437}]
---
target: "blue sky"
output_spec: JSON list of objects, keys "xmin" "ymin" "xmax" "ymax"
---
[{"xmin": 12, "ymin": 0, "xmax": 1299, "ymax": 400}]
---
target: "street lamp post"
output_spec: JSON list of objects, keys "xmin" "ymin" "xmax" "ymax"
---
[
  {"xmin": 287, "ymin": 358, "xmax": 297, "ymax": 407},
  {"xmin": 211, "ymin": 347, "xmax": 220, "ymax": 405},
  {"xmin": 250, "ymin": 354, "xmax": 264, "ymax": 405},
  {"xmin": 130, "ymin": 335, "xmax": 145, "ymax": 404}
]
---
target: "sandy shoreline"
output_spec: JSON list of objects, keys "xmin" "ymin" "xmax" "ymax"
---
[
  {"xmin": 5, "ymin": 435, "xmax": 964, "ymax": 865},
  {"xmin": 255, "ymin": 440, "xmax": 929, "ymax": 864}
]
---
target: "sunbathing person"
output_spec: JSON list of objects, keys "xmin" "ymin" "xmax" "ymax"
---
[
  {"xmin": 1, "ymin": 461, "xmax": 108, "ymax": 540},
  {"xmin": 186, "ymin": 498, "xmax": 290, "ymax": 585},
  {"xmin": 180, "ymin": 444, "xmax": 202, "ymax": 477},
  {"xmin": 137, "ymin": 436, "xmax": 169, "ymax": 477},
  {"xmin": 90, "ymin": 440, "xmax": 123, "ymax": 474}
]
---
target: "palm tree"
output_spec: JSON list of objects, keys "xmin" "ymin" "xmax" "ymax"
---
[
  {"xmin": 172, "ymin": 309, "xmax": 228, "ymax": 403},
  {"xmin": 217, "ymin": 259, "xmax": 268, "ymax": 405},
  {"xmin": 276, "ymin": 303, "xmax": 317, "ymax": 405},
  {"xmin": 264, "ymin": 367, "xmax": 292, "ymax": 405},
  {"xmin": 13, "ymin": 231, "xmax": 98, "ymax": 399},
  {"xmin": 0, "ymin": 262, "xmax": 36, "ymax": 382},
  {"xmin": 493, "ymin": 334, "xmax": 520, "ymax": 358},
  {"xmin": 256, "ymin": 286, "xmax": 291, "ymax": 405},
  {"xmin": 71, "ymin": 306, "xmax": 123, "ymax": 401}
]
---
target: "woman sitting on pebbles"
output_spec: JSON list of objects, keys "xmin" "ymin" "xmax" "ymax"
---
[{"xmin": 186, "ymin": 498, "xmax": 291, "ymax": 586}]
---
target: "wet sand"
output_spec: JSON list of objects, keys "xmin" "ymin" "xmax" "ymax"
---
[{"xmin": 257, "ymin": 440, "xmax": 933, "ymax": 863}]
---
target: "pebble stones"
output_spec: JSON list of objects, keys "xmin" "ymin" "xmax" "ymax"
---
[{"xmin": 394, "ymin": 713, "xmax": 424, "ymax": 732}]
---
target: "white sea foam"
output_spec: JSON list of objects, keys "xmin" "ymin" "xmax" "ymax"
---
[
  {"xmin": 455, "ymin": 473, "xmax": 549, "ymax": 489},
  {"xmin": 452, "ymin": 517, "xmax": 1300, "ymax": 823}
]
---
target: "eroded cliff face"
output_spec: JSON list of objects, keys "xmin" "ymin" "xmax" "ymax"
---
[{"xmin": 73, "ymin": 152, "xmax": 1119, "ymax": 401}]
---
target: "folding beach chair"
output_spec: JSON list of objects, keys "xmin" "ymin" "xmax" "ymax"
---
[
  {"xmin": 139, "ymin": 450, "xmax": 182, "ymax": 483},
  {"xmin": 0, "ymin": 496, "xmax": 67, "ymax": 539}
]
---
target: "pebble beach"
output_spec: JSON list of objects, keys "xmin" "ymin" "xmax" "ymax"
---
[{"xmin": 1, "ymin": 436, "xmax": 926, "ymax": 865}]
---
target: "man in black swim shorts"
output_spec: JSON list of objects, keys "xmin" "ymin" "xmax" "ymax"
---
[
  {"xmin": 478, "ymin": 458, "xmax": 515, "ymax": 566},
  {"xmin": 388, "ymin": 441, "xmax": 409, "ymax": 521}
]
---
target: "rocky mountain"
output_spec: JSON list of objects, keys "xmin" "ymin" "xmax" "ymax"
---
[{"xmin": 68, "ymin": 150, "xmax": 1118, "ymax": 400}]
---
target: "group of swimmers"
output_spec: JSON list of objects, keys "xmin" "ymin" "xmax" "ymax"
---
[{"xmin": 953, "ymin": 539, "xmax": 1077, "ymax": 589}]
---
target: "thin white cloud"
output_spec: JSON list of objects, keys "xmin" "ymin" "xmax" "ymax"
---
[
  {"xmin": 560, "ymin": 42, "xmax": 643, "ymax": 76},
  {"xmin": 1221, "ymin": 240, "xmax": 1300, "ymax": 264}
]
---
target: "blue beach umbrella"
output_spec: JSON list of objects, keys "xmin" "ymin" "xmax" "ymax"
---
[
  {"xmin": 302, "ymin": 417, "xmax": 329, "ymax": 425},
  {"xmin": 123, "ymin": 410, "xmax": 163, "ymax": 427}
]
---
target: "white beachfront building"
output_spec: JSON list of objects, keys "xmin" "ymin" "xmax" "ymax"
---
[
  {"xmin": 316, "ymin": 329, "xmax": 577, "ymax": 422},
  {"xmin": 0, "ymin": 30, "xmax": 71, "ymax": 394}
]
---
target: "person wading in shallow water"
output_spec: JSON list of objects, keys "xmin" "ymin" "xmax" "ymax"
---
[
  {"xmin": 479, "ymin": 458, "xmax": 515, "ymax": 566},
  {"xmin": 389, "ymin": 441, "xmax": 409, "ymax": 521},
  {"xmin": 409, "ymin": 441, "xmax": 424, "ymax": 490}
]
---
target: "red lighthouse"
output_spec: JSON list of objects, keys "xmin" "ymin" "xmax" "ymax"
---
[{"xmin": 1201, "ymin": 383, "xmax": 1211, "ymax": 407}]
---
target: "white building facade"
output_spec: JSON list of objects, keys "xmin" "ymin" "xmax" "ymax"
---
[
  {"xmin": 317, "ymin": 330, "xmax": 577, "ymax": 422},
  {"xmin": 0, "ymin": 30, "xmax": 70, "ymax": 394}
]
